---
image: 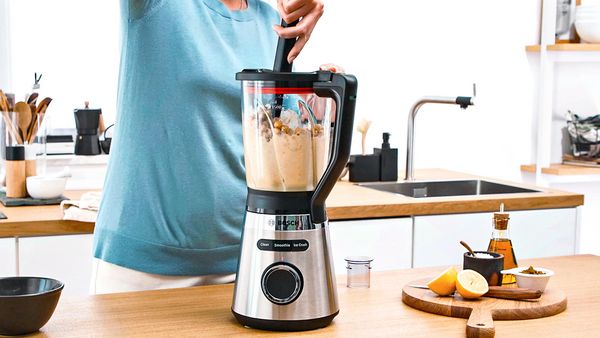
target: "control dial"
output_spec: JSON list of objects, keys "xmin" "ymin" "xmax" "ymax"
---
[{"xmin": 261, "ymin": 262, "xmax": 303, "ymax": 305}]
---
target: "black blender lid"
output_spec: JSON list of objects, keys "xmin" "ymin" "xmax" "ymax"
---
[{"xmin": 236, "ymin": 69, "xmax": 332, "ymax": 82}]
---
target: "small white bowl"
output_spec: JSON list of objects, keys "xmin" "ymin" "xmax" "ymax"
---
[
  {"xmin": 26, "ymin": 176, "xmax": 67, "ymax": 199},
  {"xmin": 575, "ymin": 21, "xmax": 600, "ymax": 43},
  {"xmin": 501, "ymin": 267, "xmax": 554, "ymax": 292}
]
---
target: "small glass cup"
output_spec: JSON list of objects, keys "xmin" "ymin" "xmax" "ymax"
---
[
  {"xmin": 345, "ymin": 256, "xmax": 373, "ymax": 288},
  {"xmin": 463, "ymin": 251, "xmax": 505, "ymax": 286}
]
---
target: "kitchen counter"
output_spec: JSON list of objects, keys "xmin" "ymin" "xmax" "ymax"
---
[
  {"xmin": 0, "ymin": 169, "xmax": 583, "ymax": 238},
  {"xmin": 0, "ymin": 191, "xmax": 93, "ymax": 238},
  {"xmin": 35, "ymin": 255, "xmax": 600, "ymax": 337},
  {"xmin": 328, "ymin": 168, "xmax": 582, "ymax": 219}
]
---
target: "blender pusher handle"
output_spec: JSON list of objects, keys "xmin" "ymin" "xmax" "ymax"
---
[
  {"xmin": 311, "ymin": 73, "xmax": 358, "ymax": 224},
  {"xmin": 273, "ymin": 19, "xmax": 299, "ymax": 72}
]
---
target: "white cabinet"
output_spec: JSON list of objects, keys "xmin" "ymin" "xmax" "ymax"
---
[
  {"xmin": 0, "ymin": 238, "xmax": 15, "ymax": 277},
  {"xmin": 329, "ymin": 218, "xmax": 412, "ymax": 276},
  {"xmin": 413, "ymin": 208, "xmax": 578, "ymax": 268},
  {"xmin": 413, "ymin": 213, "xmax": 490, "ymax": 268},
  {"xmin": 510, "ymin": 208, "xmax": 577, "ymax": 259},
  {"xmin": 19, "ymin": 235, "xmax": 94, "ymax": 296}
]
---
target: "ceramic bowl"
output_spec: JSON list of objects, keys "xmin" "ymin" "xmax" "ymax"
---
[
  {"xmin": 26, "ymin": 176, "xmax": 67, "ymax": 199},
  {"xmin": 0, "ymin": 277, "xmax": 64, "ymax": 335},
  {"xmin": 501, "ymin": 267, "xmax": 554, "ymax": 292},
  {"xmin": 575, "ymin": 20, "xmax": 600, "ymax": 43}
]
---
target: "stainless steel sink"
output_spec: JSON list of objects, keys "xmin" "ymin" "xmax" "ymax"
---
[{"xmin": 358, "ymin": 180, "xmax": 540, "ymax": 198}]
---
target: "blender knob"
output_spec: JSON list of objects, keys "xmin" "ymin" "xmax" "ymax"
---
[{"xmin": 261, "ymin": 262, "xmax": 303, "ymax": 305}]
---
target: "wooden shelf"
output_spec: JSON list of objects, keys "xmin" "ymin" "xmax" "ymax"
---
[
  {"xmin": 526, "ymin": 44, "xmax": 600, "ymax": 52},
  {"xmin": 521, "ymin": 163, "xmax": 600, "ymax": 175}
]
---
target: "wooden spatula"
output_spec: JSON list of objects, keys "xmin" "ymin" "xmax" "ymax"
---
[
  {"xmin": 14, "ymin": 102, "xmax": 32, "ymax": 143},
  {"xmin": 27, "ymin": 97, "xmax": 52, "ymax": 143}
]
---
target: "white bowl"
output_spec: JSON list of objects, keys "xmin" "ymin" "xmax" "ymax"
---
[
  {"xmin": 576, "ymin": 13, "xmax": 600, "ymax": 18},
  {"xmin": 501, "ymin": 267, "xmax": 554, "ymax": 292},
  {"xmin": 26, "ymin": 176, "xmax": 67, "ymax": 199},
  {"xmin": 575, "ymin": 20, "xmax": 600, "ymax": 42},
  {"xmin": 575, "ymin": 14, "xmax": 600, "ymax": 20}
]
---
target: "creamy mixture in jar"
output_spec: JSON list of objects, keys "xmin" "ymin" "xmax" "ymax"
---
[{"xmin": 243, "ymin": 105, "xmax": 330, "ymax": 191}]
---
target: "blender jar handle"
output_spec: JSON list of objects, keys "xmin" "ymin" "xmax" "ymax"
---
[{"xmin": 311, "ymin": 72, "xmax": 358, "ymax": 224}]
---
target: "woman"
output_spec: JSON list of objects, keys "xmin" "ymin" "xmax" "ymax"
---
[{"xmin": 91, "ymin": 0, "xmax": 324, "ymax": 293}]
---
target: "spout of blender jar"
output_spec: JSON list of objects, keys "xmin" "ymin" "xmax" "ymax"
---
[{"xmin": 311, "ymin": 72, "xmax": 358, "ymax": 224}]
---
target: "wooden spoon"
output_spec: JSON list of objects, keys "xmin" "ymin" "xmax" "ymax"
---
[
  {"xmin": 0, "ymin": 90, "xmax": 8, "ymax": 112},
  {"xmin": 0, "ymin": 91, "xmax": 23, "ymax": 143},
  {"xmin": 27, "ymin": 92, "xmax": 38, "ymax": 105},
  {"xmin": 460, "ymin": 240, "xmax": 476, "ymax": 256},
  {"xmin": 14, "ymin": 102, "xmax": 32, "ymax": 143},
  {"xmin": 28, "ymin": 97, "xmax": 52, "ymax": 143},
  {"xmin": 35, "ymin": 97, "xmax": 52, "ymax": 115}
]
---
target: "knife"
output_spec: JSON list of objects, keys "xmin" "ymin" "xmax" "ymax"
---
[{"xmin": 408, "ymin": 285, "xmax": 542, "ymax": 300}]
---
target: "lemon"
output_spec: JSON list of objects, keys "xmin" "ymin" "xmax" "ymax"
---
[
  {"xmin": 426, "ymin": 266, "xmax": 458, "ymax": 296},
  {"xmin": 456, "ymin": 270, "xmax": 489, "ymax": 299}
]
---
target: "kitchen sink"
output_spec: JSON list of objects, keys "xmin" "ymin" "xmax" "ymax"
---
[{"xmin": 357, "ymin": 180, "xmax": 540, "ymax": 198}]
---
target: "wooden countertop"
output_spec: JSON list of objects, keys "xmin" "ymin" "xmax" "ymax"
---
[
  {"xmin": 521, "ymin": 163, "xmax": 600, "ymax": 176},
  {"xmin": 0, "ymin": 169, "xmax": 583, "ymax": 238},
  {"xmin": 326, "ymin": 169, "xmax": 583, "ymax": 220},
  {"xmin": 36, "ymin": 255, "xmax": 600, "ymax": 337},
  {"xmin": 0, "ymin": 191, "xmax": 94, "ymax": 238}
]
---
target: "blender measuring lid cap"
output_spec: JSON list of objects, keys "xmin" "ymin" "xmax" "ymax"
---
[{"xmin": 344, "ymin": 256, "xmax": 374, "ymax": 263}]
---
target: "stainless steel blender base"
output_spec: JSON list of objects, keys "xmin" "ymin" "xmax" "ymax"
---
[
  {"xmin": 232, "ymin": 310, "xmax": 338, "ymax": 331},
  {"xmin": 231, "ymin": 212, "xmax": 339, "ymax": 331}
]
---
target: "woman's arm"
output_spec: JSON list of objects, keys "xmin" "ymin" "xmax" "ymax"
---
[{"xmin": 272, "ymin": 0, "xmax": 324, "ymax": 63}]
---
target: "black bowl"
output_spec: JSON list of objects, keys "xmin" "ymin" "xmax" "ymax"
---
[
  {"xmin": 0, "ymin": 277, "xmax": 64, "ymax": 336},
  {"xmin": 463, "ymin": 251, "xmax": 504, "ymax": 286}
]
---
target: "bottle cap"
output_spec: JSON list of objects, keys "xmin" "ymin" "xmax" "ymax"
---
[
  {"xmin": 382, "ymin": 132, "xmax": 391, "ymax": 149},
  {"xmin": 493, "ymin": 212, "xmax": 509, "ymax": 230}
]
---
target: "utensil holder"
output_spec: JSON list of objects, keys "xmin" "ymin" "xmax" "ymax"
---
[
  {"xmin": 5, "ymin": 146, "xmax": 26, "ymax": 198},
  {"xmin": 24, "ymin": 144, "xmax": 37, "ymax": 178}
]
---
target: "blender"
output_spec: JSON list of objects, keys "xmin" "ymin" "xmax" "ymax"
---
[{"xmin": 231, "ymin": 21, "xmax": 358, "ymax": 331}]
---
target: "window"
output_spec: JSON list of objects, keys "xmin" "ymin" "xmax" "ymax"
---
[{"xmin": 4, "ymin": 0, "xmax": 120, "ymax": 129}]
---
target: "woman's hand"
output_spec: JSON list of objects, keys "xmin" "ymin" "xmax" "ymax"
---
[
  {"xmin": 319, "ymin": 63, "xmax": 344, "ymax": 73},
  {"xmin": 273, "ymin": 0, "xmax": 324, "ymax": 63}
]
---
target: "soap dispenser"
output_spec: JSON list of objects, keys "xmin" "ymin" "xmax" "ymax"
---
[{"xmin": 374, "ymin": 132, "xmax": 398, "ymax": 181}]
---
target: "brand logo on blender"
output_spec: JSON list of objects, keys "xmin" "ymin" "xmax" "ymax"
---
[
  {"xmin": 277, "ymin": 218, "xmax": 299, "ymax": 226},
  {"xmin": 268, "ymin": 216, "xmax": 303, "ymax": 228}
]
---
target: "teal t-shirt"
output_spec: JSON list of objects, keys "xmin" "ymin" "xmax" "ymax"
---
[{"xmin": 93, "ymin": 0, "xmax": 280, "ymax": 275}]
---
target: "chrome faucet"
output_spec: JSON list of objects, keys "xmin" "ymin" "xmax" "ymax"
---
[{"xmin": 405, "ymin": 84, "xmax": 476, "ymax": 181}]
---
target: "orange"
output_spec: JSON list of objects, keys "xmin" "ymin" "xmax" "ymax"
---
[
  {"xmin": 426, "ymin": 266, "xmax": 458, "ymax": 296},
  {"xmin": 456, "ymin": 270, "xmax": 489, "ymax": 299}
]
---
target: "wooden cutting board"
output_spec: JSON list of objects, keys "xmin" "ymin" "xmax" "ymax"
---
[{"xmin": 402, "ymin": 278, "xmax": 567, "ymax": 338}]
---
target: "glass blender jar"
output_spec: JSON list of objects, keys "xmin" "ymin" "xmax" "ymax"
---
[{"xmin": 242, "ymin": 80, "xmax": 333, "ymax": 192}]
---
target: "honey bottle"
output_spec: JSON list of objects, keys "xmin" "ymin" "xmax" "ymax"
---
[{"xmin": 487, "ymin": 203, "xmax": 518, "ymax": 284}]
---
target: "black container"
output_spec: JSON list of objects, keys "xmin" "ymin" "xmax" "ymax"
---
[
  {"xmin": 348, "ymin": 154, "xmax": 380, "ymax": 182},
  {"xmin": 0, "ymin": 277, "xmax": 64, "ymax": 335},
  {"xmin": 374, "ymin": 132, "xmax": 398, "ymax": 181},
  {"xmin": 100, "ymin": 124, "xmax": 115, "ymax": 154},
  {"xmin": 74, "ymin": 108, "xmax": 101, "ymax": 155},
  {"xmin": 463, "ymin": 251, "xmax": 504, "ymax": 286}
]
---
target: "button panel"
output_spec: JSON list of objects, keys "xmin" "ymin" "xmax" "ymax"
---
[{"xmin": 256, "ymin": 239, "xmax": 309, "ymax": 252}]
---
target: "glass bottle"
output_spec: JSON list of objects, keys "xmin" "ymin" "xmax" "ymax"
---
[{"xmin": 487, "ymin": 204, "xmax": 518, "ymax": 284}]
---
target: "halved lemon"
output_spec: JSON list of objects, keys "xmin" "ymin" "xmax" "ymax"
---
[
  {"xmin": 456, "ymin": 269, "xmax": 489, "ymax": 299},
  {"xmin": 426, "ymin": 266, "xmax": 458, "ymax": 296}
]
